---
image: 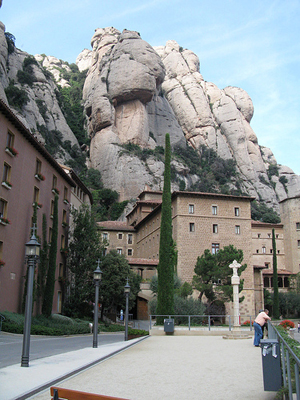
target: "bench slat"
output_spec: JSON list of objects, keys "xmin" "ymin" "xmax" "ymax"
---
[{"xmin": 50, "ymin": 387, "xmax": 129, "ymax": 400}]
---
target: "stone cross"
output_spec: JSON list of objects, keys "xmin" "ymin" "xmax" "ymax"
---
[{"xmin": 229, "ymin": 260, "xmax": 241, "ymax": 328}]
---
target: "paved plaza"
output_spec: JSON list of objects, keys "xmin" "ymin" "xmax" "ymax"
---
[{"xmin": 0, "ymin": 333, "xmax": 277, "ymax": 400}]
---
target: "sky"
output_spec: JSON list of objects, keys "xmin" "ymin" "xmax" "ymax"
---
[{"xmin": 1, "ymin": 0, "xmax": 299, "ymax": 175}]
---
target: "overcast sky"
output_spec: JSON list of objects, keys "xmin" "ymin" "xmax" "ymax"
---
[{"xmin": 1, "ymin": 0, "xmax": 299, "ymax": 174}]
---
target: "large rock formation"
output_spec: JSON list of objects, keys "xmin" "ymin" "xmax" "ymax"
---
[
  {"xmin": 0, "ymin": 20, "xmax": 299, "ymax": 208},
  {"xmin": 0, "ymin": 22, "xmax": 78, "ymax": 162},
  {"xmin": 80, "ymin": 28, "xmax": 300, "ymax": 205}
]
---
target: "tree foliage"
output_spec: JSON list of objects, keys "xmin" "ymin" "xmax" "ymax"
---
[
  {"xmin": 65, "ymin": 204, "xmax": 103, "ymax": 318},
  {"xmin": 193, "ymin": 245, "xmax": 247, "ymax": 304},
  {"xmin": 36, "ymin": 214, "xmax": 49, "ymax": 314},
  {"xmin": 251, "ymin": 200, "xmax": 281, "ymax": 223},
  {"xmin": 42, "ymin": 194, "xmax": 58, "ymax": 317},
  {"xmin": 5, "ymin": 32, "xmax": 15, "ymax": 54},
  {"xmin": 272, "ymin": 228, "xmax": 280, "ymax": 319},
  {"xmin": 100, "ymin": 250, "xmax": 141, "ymax": 313},
  {"xmin": 5, "ymin": 80, "xmax": 29, "ymax": 110},
  {"xmin": 156, "ymin": 133, "xmax": 174, "ymax": 321}
]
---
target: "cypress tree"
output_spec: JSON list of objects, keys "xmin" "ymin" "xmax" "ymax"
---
[
  {"xmin": 36, "ymin": 214, "xmax": 48, "ymax": 314},
  {"xmin": 42, "ymin": 195, "xmax": 58, "ymax": 316},
  {"xmin": 156, "ymin": 133, "xmax": 174, "ymax": 323},
  {"xmin": 272, "ymin": 228, "xmax": 280, "ymax": 319}
]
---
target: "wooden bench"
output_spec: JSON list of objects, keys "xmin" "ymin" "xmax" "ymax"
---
[{"xmin": 51, "ymin": 386, "xmax": 129, "ymax": 400}]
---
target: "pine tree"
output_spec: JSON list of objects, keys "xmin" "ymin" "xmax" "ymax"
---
[
  {"xmin": 42, "ymin": 195, "xmax": 58, "ymax": 316},
  {"xmin": 272, "ymin": 228, "xmax": 280, "ymax": 318},
  {"xmin": 156, "ymin": 133, "xmax": 174, "ymax": 323}
]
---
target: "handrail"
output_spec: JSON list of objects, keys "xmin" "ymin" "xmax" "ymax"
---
[
  {"xmin": 149, "ymin": 314, "xmax": 255, "ymax": 331},
  {"xmin": 268, "ymin": 321, "xmax": 300, "ymax": 399}
]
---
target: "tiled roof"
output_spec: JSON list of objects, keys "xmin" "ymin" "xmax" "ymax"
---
[
  {"xmin": 127, "ymin": 258, "xmax": 158, "ymax": 266},
  {"xmin": 97, "ymin": 221, "xmax": 135, "ymax": 231},
  {"xmin": 262, "ymin": 269, "xmax": 294, "ymax": 275},
  {"xmin": 251, "ymin": 220, "xmax": 283, "ymax": 228}
]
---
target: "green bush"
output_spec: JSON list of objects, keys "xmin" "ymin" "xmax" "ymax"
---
[
  {"xmin": 0, "ymin": 311, "xmax": 126, "ymax": 335},
  {"xmin": 5, "ymin": 81, "xmax": 29, "ymax": 110},
  {"xmin": 5, "ymin": 32, "xmax": 15, "ymax": 54},
  {"xmin": 128, "ymin": 327, "xmax": 148, "ymax": 336}
]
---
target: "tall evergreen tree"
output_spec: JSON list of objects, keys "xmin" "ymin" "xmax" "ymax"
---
[
  {"xmin": 272, "ymin": 228, "xmax": 280, "ymax": 318},
  {"xmin": 42, "ymin": 195, "xmax": 58, "ymax": 316},
  {"xmin": 36, "ymin": 214, "xmax": 49, "ymax": 314},
  {"xmin": 156, "ymin": 133, "xmax": 174, "ymax": 323}
]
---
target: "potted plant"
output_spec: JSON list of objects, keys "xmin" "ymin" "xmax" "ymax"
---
[
  {"xmin": 0, "ymin": 260, "xmax": 5, "ymax": 266},
  {"xmin": 35, "ymin": 173, "xmax": 45, "ymax": 181},
  {"xmin": 0, "ymin": 217, "xmax": 11, "ymax": 225},
  {"xmin": 5, "ymin": 147, "xmax": 18, "ymax": 157},
  {"xmin": 52, "ymin": 187, "xmax": 60, "ymax": 195},
  {"xmin": 2, "ymin": 181, "xmax": 12, "ymax": 190}
]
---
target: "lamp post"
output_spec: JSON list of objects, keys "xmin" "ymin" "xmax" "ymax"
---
[
  {"xmin": 124, "ymin": 279, "xmax": 130, "ymax": 341},
  {"xmin": 21, "ymin": 225, "xmax": 40, "ymax": 367},
  {"xmin": 93, "ymin": 259, "xmax": 102, "ymax": 348}
]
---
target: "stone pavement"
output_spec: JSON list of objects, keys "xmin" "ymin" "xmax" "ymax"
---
[{"xmin": 2, "ymin": 334, "xmax": 278, "ymax": 400}]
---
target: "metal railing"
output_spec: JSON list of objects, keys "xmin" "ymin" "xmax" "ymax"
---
[
  {"xmin": 0, "ymin": 313, "xmax": 5, "ymax": 331},
  {"xmin": 149, "ymin": 314, "xmax": 255, "ymax": 331},
  {"xmin": 268, "ymin": 321, "xmax": 300, "ymax": 399}
]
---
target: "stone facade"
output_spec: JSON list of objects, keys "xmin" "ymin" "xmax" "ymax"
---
[{"xmin": 280, "ymin": 196, "xmax": 300, "ymax": 274}]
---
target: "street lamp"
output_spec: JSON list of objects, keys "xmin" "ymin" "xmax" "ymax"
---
[
  {"xmin": 124, "ymin": 278, "xmax": 130, "ymax": 341},
  {"xmin": 21, "ymin": 225, "xmax": 40, "ymax": 367},
  {"xmin": 93, "ymin": 259, "xmax": 102, "ymax": 348}
]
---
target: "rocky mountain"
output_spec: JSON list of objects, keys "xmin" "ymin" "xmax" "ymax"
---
[{"xmin": 1, "ymin": 22, "xmax": 299, "ymax": 211}]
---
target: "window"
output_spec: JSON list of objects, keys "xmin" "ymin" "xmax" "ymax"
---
[
  {"xmin": 59, "ymin": 263, "xmax": 64, "ymax": 278},
  {"xmin": 270, "ymin": 249, "xmax": 273, "ymax": 254},
  {"xmin": 189, "ymin": 204, "xmax": 194, "ymax": 214},
  {"xmin": 62, "ymin": 209, "xmax": 67, "ymax": 224},
  {"xmin": 298, "ymin": 240, "xmax": 300, "ymax": 248},
  {"xmin": 256, "ymin": 249, "xmax": 259, "ymax": 253},
  {"xmin": 268, "ymin": 233, "xmax": 271, "ymax": 238},
  {"xmin": 6, "ymin": 131, "xmax": 14, "ymax": 148},
  {"xmin": 234, "ymin": 207, "xmax": 239, "ymax": 217},
  {"xmin": 212, "ymin": 243, "xmax": 219, "ymax": 254},
  {"xmin": 2, "ymin": 163, "xmax": 11, "ymax": 186},
  {"xmin": 296, "ymin": 222, "xmax": 300, "ymax": 230},
  {"xmin": 213, "ymin": 224, "xmax": 218, "ymax": 234},
  {"xmin": 128, "ymin": 234, "xmax": 133, "ymax": 244},
  {"xmin": 276, "ymin": 234, "xmax": 279, "ymax": 239},
  {"xmin": 52, "ymin": 175, "xmax": 57, "ymax": 188},
  {"xmin": 118, "ymin": 233, "xmax": 123, "ymax": 240},
  {"xmin": 50, "ymin": 199, "xmax": 54, "ymax": 216},
  {"xmin": 277, "ymin": 250, "xmax": 280, "ymax": 254},
  {"xmin": 36, "ymin": 159, "xmax": 41, "ymax": 175},
  {"xmin": 235, "ymin": 225, "xmax": 240, "ymax": 235},
  {"xmin": 61, "ymin": 235, "xmax": 65, "ymax": 249},
  {"xmin": 262, "ymin": 246, "xmax": 266, "ymax": 254},
  {"xmin": 102, "ymin": 232, "xmax": 108, "ymax": 241},
  {"xmin": 265, "ymin": 263, "xmax": 270, "ymax": 268},
  {"xmin": 102, "ymin": 248, "xmax": 107, "ymax": 257},
  {"xmin": 0, "ymin": 241, "xmax": 3, "ymax": 260},
  {"xmin": 212, "ymin": 206, "xmax": 217, "ymax": 215},
  {"xmin": 117, "ymin": 248, "xmax": 122, "ymax": 255},
  {"xmin": 33, "ymin": 187, "xmax": 39, "ymax": 203},
  {"xmin": 264, "ymin": 277, "xmax": 270, "ymax": 288},
  {"xmin": 64, "ymin": 186, "xmax": 68, "ymax": 201},
  {"xmin": 258, "ymin": 234, "xmax": 261, "ymax": 238},
  {"xmin": 127, "ymin": 249, "xmax": 133, "ymax": 256},
  {"xmin": 49, "ymin": 227, "xmax": 52, "ymax": 242},
  {"xmin": 189, "ymin": 223, "xmax": 195, "ymax": 232}
]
